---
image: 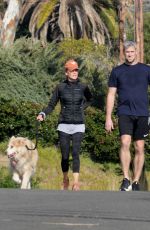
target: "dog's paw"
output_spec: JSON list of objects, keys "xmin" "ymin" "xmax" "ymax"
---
[{"xmin": 12, "ymin": 174, "xmax": 21, "ymax": 184}]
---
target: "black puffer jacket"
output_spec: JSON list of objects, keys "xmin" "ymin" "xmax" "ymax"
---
[{"xmin": 43, "ymin": 79, "xmax": 92, "ymax": 124}]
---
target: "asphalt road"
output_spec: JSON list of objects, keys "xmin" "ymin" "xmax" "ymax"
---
[{"xmin": 0, "ymin": 189, "xmax": 150, "ymax": 230}]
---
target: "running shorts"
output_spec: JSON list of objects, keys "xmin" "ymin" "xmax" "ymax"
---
[{"xmin": 118, "ymin": 115, "xmax": 149, "ymax": 140}]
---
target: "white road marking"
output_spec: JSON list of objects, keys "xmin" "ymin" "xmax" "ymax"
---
[
  {"xmin": 42, "ymin": 222, "xmax": 99, "ymax": 226},
  {"xmin": 1, "ymin": 219, "xmax": 12, "ymax": 222}
]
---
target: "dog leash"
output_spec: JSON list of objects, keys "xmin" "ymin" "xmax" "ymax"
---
[{"xmin": 25, "ymin": 120, "xmax": 40, "ymax": 150}]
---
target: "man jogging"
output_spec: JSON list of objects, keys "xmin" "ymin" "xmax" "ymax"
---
[{"xmin": 105, "ymin": 41, "xmax": 150, "ymax": 191}]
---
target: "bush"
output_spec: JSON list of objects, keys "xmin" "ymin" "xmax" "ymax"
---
[
  {"xmin": 83, "ymin": 107, "xmax": 120, "ymax": 162},
  {"xmin": 0, "ymin": 38, "xmax": 61, "ymax": 104},
  {"xmin": 0, "ymin": 99, "xmax": 58, "ymax": 145}
]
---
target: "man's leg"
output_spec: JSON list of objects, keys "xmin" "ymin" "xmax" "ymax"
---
[
  {"xmin": 132, "ymin": 116, "xmax": 148, "ymax": 191},
  {"xmin": 133, "ymin": 140, "xmax": 145, "ymax": 182},
  {"xmin": 119, "ymin": 134, "xmax": 132, "ymax": 191},
  {"xmin": 120, "ymin": 134, "xmax": 132, "ymax": 179}
]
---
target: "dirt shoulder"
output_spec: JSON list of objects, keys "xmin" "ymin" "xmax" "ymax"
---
[{"xmin": 0, "ymin": 155, "xmax": 8, "ymax": 167}]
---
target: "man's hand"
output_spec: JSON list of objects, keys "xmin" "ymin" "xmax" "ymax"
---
[
  {"xmin": 105, "ymin": 118, "xmax": 114, "ymax": 133},
  {"xmin": 37, "ymin": 114, "xmax": 44, "ymax": 121}
]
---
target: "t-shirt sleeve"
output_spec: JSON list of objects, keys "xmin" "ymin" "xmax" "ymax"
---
[
  {"xmin": 108, "ymin": 68, "xmax": 117, "ymax": 87},
  {"xmin": 148, "ymin": 66, "xmax": 150, "ymax": 84}
]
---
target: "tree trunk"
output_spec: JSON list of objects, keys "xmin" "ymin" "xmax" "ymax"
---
[
  {"xmin": 134, "ymin": 0, "xmax": 144, "ymax": 63},
  {"xmin": 0, "ymin": 0, "xmax": 25, "ymax": 47},
  {"xmin": 118, "ymin": 1, "xmax": 126, "ymax": 63}
]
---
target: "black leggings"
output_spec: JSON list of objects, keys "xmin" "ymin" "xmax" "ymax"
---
[{"xmin": 58, "ymin": 131, "xmax": 83, "ymax": 173}]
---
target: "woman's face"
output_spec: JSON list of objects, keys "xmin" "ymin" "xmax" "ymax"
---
[{"xmin": 66, "ymin": 68, "xmax": 79, "ymax": 81}]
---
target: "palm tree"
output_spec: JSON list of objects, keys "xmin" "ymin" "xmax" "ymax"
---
[{"xmin": 20, "ymin": 0, "xmax": 118, "ymax": 46}]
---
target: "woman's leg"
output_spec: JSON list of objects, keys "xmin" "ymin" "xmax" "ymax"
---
[
  {"xmin": 59, "ymin": 131, "xmax": 71, "ymax": 189},
  {"xmin": 71, "ymin": 132, "xmax": 83, "ymax": 190}
]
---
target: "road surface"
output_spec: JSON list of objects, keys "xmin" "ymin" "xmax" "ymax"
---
[{"xmin": 0, "ymin": 189, "xmax": 150, "ymax": 230}]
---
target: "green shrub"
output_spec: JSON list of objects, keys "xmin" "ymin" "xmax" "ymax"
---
[
  {"xmin": 0, "ymin": 99, "xmax": 58, "ymax": 146},
  {"xmin": 83, "ymin": 107, "xmax": 120, "ymax": 162},
  {"xmin": 0, "ymin": 167, "xmax": 18, "ymax": 188},
  {"xmin": 0, "ymin": 38, "xmax": 62, "ymax": 104}
]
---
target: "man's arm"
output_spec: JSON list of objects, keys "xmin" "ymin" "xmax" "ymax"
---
[{"xmin": 105, "ymin": 87, "xmax": 117, "ymax": 132}]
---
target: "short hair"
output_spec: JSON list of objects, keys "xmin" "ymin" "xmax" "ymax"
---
[{"xmin": 123, "ymin": 41, "xmax": 137, "ymax": 51}]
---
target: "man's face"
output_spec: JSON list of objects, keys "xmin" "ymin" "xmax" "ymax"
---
[
  {"xmin": 125, "ymin": 46, "xmax": 137, "ymax": 64},
  {"xmin": 66, "ymin": 69, "xmax": 79, "ymax": 81}
]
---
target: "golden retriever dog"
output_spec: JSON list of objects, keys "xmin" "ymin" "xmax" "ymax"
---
[{"xmin": 6, "ymin": 136, "xmax": 38, "ymax": 189}]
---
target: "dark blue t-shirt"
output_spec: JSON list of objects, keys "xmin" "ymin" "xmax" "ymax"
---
[{"xmin": 108, "ymin": 63, "xmax": 150, "ymax": 116}]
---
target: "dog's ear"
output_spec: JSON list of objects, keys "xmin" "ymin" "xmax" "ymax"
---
[{"xmin": 10, "ymin": 136, "xmax": 15, "ymax": 141}]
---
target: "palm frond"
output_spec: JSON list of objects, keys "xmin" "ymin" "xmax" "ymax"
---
[
  {"xmin": 29, "ymin": 3, "xmax": 42, "ymax": 38},
  {"xmin": 37, "ymin": 0, "xmax": 58, "ymax": 29},
  {"xmin": 100, "ymin": 7, "xmax": 118, "ymax": 38},
  {"xmin": 21, "ymin": 0, "xmax": 38, "ymax": 23},
  {"xmin": 58, "ymin": 0, "xmax": 70, "ymax": 38},
  {"xmin": 18, "ymin": 0, "xmax": 120, "ymax": 46},
  {"xmin": 82, "ymin": 0, "xmax": 105, "ymax": 44}
]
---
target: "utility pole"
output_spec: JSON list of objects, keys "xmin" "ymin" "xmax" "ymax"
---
[{"xmin": 134, "ymin": 0, "xmax": 144, "ymax": 63}]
